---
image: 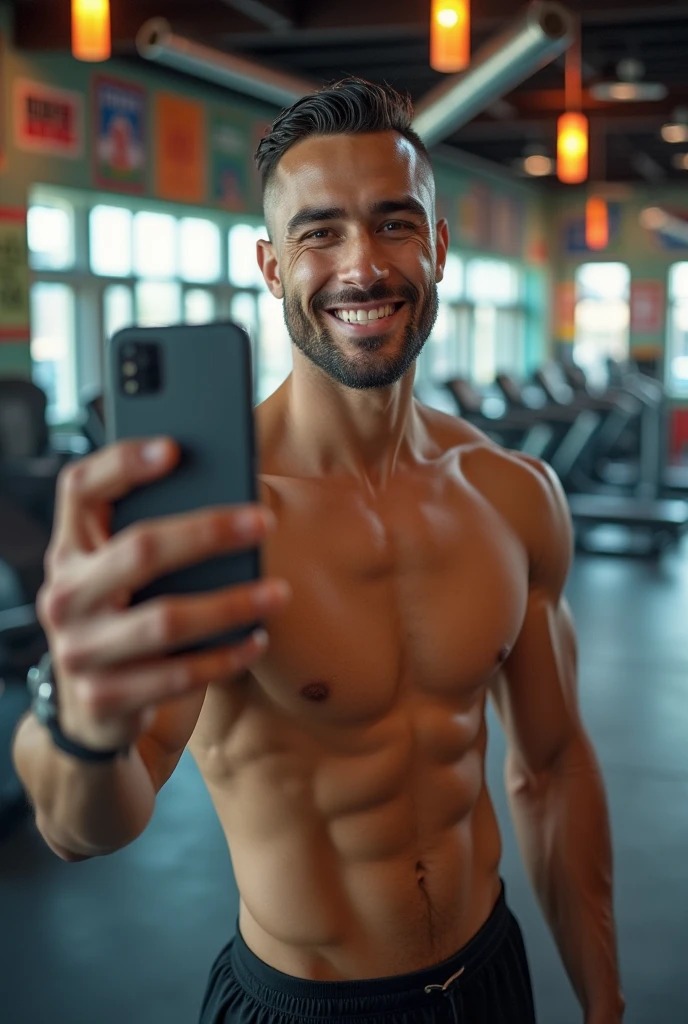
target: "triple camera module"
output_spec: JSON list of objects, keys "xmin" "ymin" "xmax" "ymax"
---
[{"xmin": 119, "ymin": 341, "xmax": 163, "ymax": 396}]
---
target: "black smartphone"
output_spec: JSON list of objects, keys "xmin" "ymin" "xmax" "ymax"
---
[{"xmin": 104, "ymin": 322, "xmax": 261, "ymax": 654}]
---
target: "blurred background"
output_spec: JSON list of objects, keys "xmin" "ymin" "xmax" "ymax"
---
[{"xmin": 1, "ymin": 1, "xmax": 687, "ymax": 1022}]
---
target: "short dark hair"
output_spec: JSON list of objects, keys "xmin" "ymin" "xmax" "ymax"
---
[{"xmin": 255, "ymin": 77, "xmax": 432, "ymax": 194}]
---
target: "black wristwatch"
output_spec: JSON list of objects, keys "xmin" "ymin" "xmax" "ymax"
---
[{"xmin": 28, "ymin": 652, "xmax": 130, "ymax": 763}]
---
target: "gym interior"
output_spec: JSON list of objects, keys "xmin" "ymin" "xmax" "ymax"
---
[{"xmin": 1, "ymin": 1, "xmax": 688, "ymax": 1022}]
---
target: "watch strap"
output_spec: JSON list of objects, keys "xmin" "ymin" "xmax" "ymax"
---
[
  {"xmin": 45, "ymin": 715, "xmax": 130, "ymax": 763},
  {"xmin": 29, "ymin": 652, "xmax": 130, "ymax": 763}
]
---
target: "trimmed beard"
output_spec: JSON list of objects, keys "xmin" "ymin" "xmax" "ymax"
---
[{"xmin": 283, "ymin": 280, "xmax": 439, "ymax": 390}]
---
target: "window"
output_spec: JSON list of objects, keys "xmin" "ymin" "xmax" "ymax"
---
[
  {"xmin": 667, "ymin": 262, "xmax": 688, "ymax": 397},
  {"xmin": 415, "ymin": 254, "xmax": 526, "ymax": 392},
  {"xmin": 28, "ymin": 200, "xmax": 75, "ymax": 271},
  {"xmin": 574, "ymin": 262, "xmax": 630, "ymax": 388},
  {"xmin": 185, "ymin": 289, "xmax": 216, "ymax": 325},
  {"xmin": 179, "ymin": 218, "xmax": 221, "ymax": 283},
  {"xmin": 229, "ymin": 224, "xmax": 267, "ymax": 289},
  {"xmin": 28, "ymin": 187, "xmax": 284, "ymax": 424},
  {"xmin": 30, "ymin": 283, "xmax": 77, "ymax": 424},
  {"xmin": 90, "ymin": 205, "xmax": 133, "ymax": 277},
  {"xmin": 133, "ymin": 212, "xmax": 177, "ymax": 279},
  {"xmin": 104, "ymin": 285, "xmax": 134, "ymax": 341}
]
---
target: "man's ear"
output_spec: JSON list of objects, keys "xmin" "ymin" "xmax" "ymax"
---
[
  {"xmin": 435, "ymin": 218, "xmax": 450, "ymax": 284},
  {"xmin": 257, "ymin": 239, "xmax": 284, "ymax": 299}
]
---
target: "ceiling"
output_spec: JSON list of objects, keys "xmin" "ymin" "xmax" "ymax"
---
[{"xmin": 11, "ymin": 0, "xmax": 688, "ymax": 185}]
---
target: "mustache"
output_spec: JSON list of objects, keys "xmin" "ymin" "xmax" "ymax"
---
[{"xmin": 312, "ymin": 282, "xmax": 419, "ymax": 311}]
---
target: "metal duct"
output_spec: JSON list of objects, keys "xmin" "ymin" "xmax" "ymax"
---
[
  {"xmin": 136, "ymin": 18, "xmax": 316, "ymax": 107},
  {"xmin": 413, "ymin": 2, "xmax": 575, "ymax": 148}
]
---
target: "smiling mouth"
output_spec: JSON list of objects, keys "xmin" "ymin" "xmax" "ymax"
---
[{"xmin": 324, "ymin": 302, "xmax": 406, "ymax": 329}]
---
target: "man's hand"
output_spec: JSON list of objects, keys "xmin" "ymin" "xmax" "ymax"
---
[{"xmin": 37, "ymin": 437, "xmax": 292, "ymax": 753}]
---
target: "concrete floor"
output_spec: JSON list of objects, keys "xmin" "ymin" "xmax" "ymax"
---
[{"xmin": 1, "ymin": 539, "xmax": 687, "ymax": 1023}]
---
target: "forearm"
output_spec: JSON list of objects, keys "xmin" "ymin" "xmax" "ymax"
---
[
  {"xmin": 12, "ymin": 713, "xmax": 156, "ymax": 859},
  {"xmin": 506, "ymin": 731, "xmax": 624, "ymax": 1020}
]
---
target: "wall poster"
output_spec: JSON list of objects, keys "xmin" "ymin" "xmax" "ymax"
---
[
  {"xmin": 14, "ymin": 78, "xmax": 83, "ymax": 159},
  {"xmin": 93, "ymin": 76, "xmax": 147, "ymax": 193},
  {"xmin": 0, "ymin": 207, "xmax": 30, "ymax": 342}
]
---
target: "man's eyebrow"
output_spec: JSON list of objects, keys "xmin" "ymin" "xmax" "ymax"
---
[
  {"xmin": 285, "ymin": 207, "xmax": 346, "ymax": 235},
  {"xmin": 370, "ymin": 197, "xmax": 428, "ymax": 220}
]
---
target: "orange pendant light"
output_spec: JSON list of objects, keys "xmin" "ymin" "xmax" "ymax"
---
[
  {"xmin": 557, "ymin": 111, "xmax": 589, "ymax": 184},
  {"xmin": 586, "ymin": 196, "xmax": 609, "ymax": 250},
  {"xmin": 557, "ymin": 23, "xmax": 589, "ymax": 184},
  {"xmin": 430, "ymin": 1, "xmax": 470, "ymax": 74},
  {"xmin": 72, "ymin": 0, "xmax": 111, "ymax": 63}
]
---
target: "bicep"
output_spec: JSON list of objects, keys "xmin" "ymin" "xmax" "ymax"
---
[{"xmin": 490, "ymin": 591, "xmax": 581, "ymax": 779}]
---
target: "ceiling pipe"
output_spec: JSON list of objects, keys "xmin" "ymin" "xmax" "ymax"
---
[
  {"xmin": 413, "ymin": 1, "xmax": 575, "ymax": 147},
  {"xmin": 136, "ymin": 17, "xmax": 316, "ymax": 107}
]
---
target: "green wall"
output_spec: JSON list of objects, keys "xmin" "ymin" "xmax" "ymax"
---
[{"xmin": 0, "ymin": 0, "xmax": 547, "ymax": 383}]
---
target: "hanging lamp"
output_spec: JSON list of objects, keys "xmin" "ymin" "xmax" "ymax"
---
[
  {"xmin": 430, "ymin": 1, "xmax": 470, "ymax": 74},
  {"xmin": 557, "ymin": 25, "xmax": 588, "ymax": 184},
  {"xmin": 72, "ymin": 0, "xmax": 111, "ymax": 63},
  {"xmin": 585, "ymin": 196, "xmax": 609, "ymax": 250}
]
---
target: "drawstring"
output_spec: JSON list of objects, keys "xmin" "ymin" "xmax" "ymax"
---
[{"xmin": 424, "ymin": 966, "xmax": 465, "ymax": 1023}]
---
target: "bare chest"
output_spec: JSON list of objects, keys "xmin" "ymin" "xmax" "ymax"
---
[{"xmin": 242, "ymin": 470, "xmax": 529, "ymax": 730}]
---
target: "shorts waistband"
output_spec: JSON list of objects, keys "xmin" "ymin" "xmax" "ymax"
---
[{"xmin": 230, "ymin": 881, "xmax": 511, "ymax": 1006}]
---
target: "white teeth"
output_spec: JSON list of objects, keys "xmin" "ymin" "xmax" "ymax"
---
[{"xmin": 333, "ymin": 304, "xmax": 395, "ymax": 323}]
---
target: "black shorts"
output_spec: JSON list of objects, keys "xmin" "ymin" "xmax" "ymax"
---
[{"xmin": 199, "ymin": 882, "xmax": 536, "ymax": 1023}]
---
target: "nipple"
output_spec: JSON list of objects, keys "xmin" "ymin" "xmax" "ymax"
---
[
  {"xmin": 497, "ymin": 645, "xmax": 511, "ymax": 665},
  {"xmin": 300, "ymin": 682, "xmax": 330, "ymax": 702}
]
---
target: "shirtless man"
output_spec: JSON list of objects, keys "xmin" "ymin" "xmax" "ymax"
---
[{"xmin": 13, "ymin": 79, "xmax": 624, "ymax": 1023}]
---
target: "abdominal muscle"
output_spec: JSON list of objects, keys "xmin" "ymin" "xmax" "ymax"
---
[{"xmin": 192, "ymin": 688, "xmax": 504, "ymax": 982}]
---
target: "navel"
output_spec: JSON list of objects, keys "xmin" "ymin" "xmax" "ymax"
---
[
  {"xmin": 497, "ymin": 645, "xmax": 511, "ymax": 665},
  {"xmin": 300, "ymin": 682, "xmax": 331, "ymax": 703}
]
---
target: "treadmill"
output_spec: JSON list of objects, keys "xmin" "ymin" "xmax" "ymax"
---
[{"xmin": 543, "ymin": 364, "xmax": 688, "ymax": 556}]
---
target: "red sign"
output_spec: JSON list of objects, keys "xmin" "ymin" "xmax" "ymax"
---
[
  {"xmin": 14, "ymin": 79, "xmax": 83, "ymax": 159},
  {"xmin": 630, "ymin": 280, "xmax": 665, "ymax": 336}
]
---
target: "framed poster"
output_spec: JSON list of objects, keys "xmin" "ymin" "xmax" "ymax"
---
[
  {"xmin": 211, "ymin": 108, "xmax": 250, "ymax": 211},
  {"xmin": 630, "ymin": 280, "xmax": 665, "ymax": 335},
  {"xmin": 0, "ymin": 208, "xmax": 30, "ymax": 343},
  {"xmin": 14, "ymin": 78, "xmax": 83, "ymax": 159},
  {"xmin": 93, "ymin": 76, "xmax": 147, "ymax": 194},
  {"xmin": 0, "ymin": 33, "xmax": 5, "ymax": 172},
  {"xmin": 155, "ymin": 92, "xmax": 206, "ymax": 204},
  {"xmin": 555, "ymin": 281, "xmax": 576, "ymax": 342}
]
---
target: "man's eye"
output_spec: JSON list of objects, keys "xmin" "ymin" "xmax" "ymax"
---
[
  {"xmin": 305, "ymin": 229, "xmax": 331, "ymax": 240},
  {"xmin": 381, "ymin": 221, "xmax": 411, "ymax": 232}
]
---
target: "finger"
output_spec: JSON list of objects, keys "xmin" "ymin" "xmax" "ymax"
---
[
  {"xmin": 58, "ymin": 503, "xmax": 276, "ymax": 620},
  {"xmin": 57, "ymin": 578, "xmax": 291, "ymax": 672},
  {"xmin": 51, "ymin": 438, "xmax": 180, "ymax": 553},
  {"xmin": 76, "ymin": 630, "xmax": 270, "ymax": 720}
]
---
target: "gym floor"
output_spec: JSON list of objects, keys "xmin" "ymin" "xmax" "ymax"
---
[{"xmin": 1, "ymin": 537, "xmax": 687, "ymax": 1024}]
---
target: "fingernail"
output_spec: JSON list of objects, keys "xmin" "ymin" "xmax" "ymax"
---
[
  {"xmin": 234, "ymin": 510, "xmax": 264, "ymax": 535},
  {"xmin": 141, "ymin": 440, "xmax": 169, "ymax": 463},
  {"xmin": 252, "ymin": 629, "xmax": 269, "ymax": 649}
]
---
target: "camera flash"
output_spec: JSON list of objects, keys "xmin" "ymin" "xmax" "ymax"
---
[
  {"xmin": 123, "ymin": 361, "xmax": 137, "ymax": 377},
  {"xmin": 124, "ymin": 380, "xmax": 139, "ymax": 395}
]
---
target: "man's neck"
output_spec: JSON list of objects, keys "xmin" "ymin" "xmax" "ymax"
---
[{"xmin": 267, "ymin": 356, "xmax": 424, "ymax": 490}]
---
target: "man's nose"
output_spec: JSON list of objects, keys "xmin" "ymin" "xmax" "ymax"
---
[{"xmin": 337, "ymin": 233, "xmax": 390, "ymax": 292}]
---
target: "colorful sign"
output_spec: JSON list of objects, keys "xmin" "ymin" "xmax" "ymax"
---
[
  {"xmin": 630, "ymin": 280, "xmax": 665, "ymax": 336},
  {"xmin": 93, "ymin": 76, "xmax": 147, "ymax": 194},
  {"xmin": 155, "ymin": 92, "xmax": 206, "ymax": 204},
  {"xmin": 554, "ymin": 281, "xmax": 576, "ymax": 342},
  {"xmin": 14, "ymin": 79, "xmax": 83, "ymax": 159},
  {"xmin": 456, "ymin": 182, "xmax": 490, "ymax": 249},
  {"xmin": 0, "ymin": 208, "xmax": 30, "ymax": 342},
  {"xmin": 211, "ymin": 108, "xmax": 250, "ymax": 211}
]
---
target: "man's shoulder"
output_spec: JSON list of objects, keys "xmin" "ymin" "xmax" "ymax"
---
[{"xmin": 422, "ymin": 404, "xmax": 572, "ymax": 583}]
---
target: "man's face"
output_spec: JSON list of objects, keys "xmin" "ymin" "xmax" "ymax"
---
[{"xmin": 258, "ymin": 131, "xmax": 448, "ymax": 391}]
